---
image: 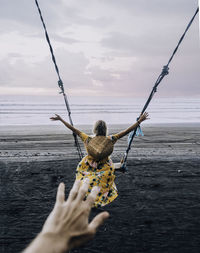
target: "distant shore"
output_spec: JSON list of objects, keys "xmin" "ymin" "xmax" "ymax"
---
[{"xmin": 1, "ymin": 121, "xmax": 200, "ymax": 135}]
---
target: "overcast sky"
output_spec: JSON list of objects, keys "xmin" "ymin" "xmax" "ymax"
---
[{"xmin": 0, "ymin": 0, "xmax": 199, "ymax": 98}]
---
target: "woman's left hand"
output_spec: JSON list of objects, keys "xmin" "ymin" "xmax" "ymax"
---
[{"xmin": 138, "ymin": 112, "xmax": 149, "ymax": 123}]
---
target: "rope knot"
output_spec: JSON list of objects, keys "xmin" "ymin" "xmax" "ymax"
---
[
  {"xmin": 162, "ymin": 65, "xmax": 169, "ymax": 76},
  {"xmin": 58, "ymin": 79, "xmax": 64, "ymax": 93}
]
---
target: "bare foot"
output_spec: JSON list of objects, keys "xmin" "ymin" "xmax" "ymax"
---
[{"xmin": 114, "ymin": 163, "xmax": 122, "ymax": 169}]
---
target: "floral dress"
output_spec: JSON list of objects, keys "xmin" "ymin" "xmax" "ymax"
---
[{"xmin": 76, "ymin": 132, "xmax": 119, "ymax": 207}]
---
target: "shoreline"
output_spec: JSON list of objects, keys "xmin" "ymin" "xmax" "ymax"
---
[{"xmin": 0, "ymin": 122, "xmax": 200, "ymax": 136}]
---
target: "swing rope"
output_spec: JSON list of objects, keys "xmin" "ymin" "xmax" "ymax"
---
[
  {"xmin": 34, "ymin": 0, "xmax": 83, "ymax": 160},
  {"xmin": 121, "ymin": 6, "xmax": 199, "ymax": 172}
]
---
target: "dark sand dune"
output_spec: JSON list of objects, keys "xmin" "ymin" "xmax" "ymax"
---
[{"xmin": 1, "ymin": 124, "xmax": 200, "ymax": 253}]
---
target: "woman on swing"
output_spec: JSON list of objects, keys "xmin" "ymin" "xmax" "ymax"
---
[{"xmin": 50, "ymin": 112, "xmax": 149, "ymax": 207}]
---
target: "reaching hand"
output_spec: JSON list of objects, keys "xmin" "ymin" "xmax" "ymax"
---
[
  {"xmin": 50, "ymin": 114, "xmax": 62, "ymax": 121},
  {"xmin": 41, "ymin": 180, "xmax": 109, "ymax": 252},
  {"xmin": 138, "ymin": 112, "xmax": 149, "ymax": 123}
]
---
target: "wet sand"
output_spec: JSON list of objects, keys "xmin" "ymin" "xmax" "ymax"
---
[{"xmin": 1, "ymin": 123, "xmax": 200, "ymax": 253}]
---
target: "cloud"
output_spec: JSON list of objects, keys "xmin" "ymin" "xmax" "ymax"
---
[
  {"xmin": 98, "ymin": 0, "xmax": 197, "ymax": 17},
  {"xmin": 101, "ymin": 19, "xmax": 198, "ymax": 58},
  {"xmin": 0, "ymin": 0, "xmax": 113, "ymax": 37},
  {"xmin": 0, "ymin": 0, "xmax": 199, "ymax": 98},
  {"xmin": 0, "ymin": 49, "xmax": 92, "ymax": 90},
  {"xmin": 50, "ymin": 34, "xmax": 80, "ymax": 44},
  {"xmin": 0, "ymin": 0, "xmax": 65, "ymax": 29},
  {"xmin": 89, "ymin": 66, "xmax": 115, "ymax": 82},
  {"xmin": 86, "ymin": 52, "xmax": 200, "ymax": 97},
  {"xmin": 26, "ymin": 32, "xmax": 81, "ymax": 45}
]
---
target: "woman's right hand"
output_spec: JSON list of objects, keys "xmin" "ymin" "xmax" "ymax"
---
[
  {"xmin": 50, "ymin": 114, "xmax": 62, "ymax": 121},
  {"xmin": 138, "ymin": 112, "xmax": 149, "ymax": 124}
]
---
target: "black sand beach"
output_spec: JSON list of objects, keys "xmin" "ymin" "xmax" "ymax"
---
[{"xmin": 1, "ymin": 124, "xmax": 200, "ymax": 253}]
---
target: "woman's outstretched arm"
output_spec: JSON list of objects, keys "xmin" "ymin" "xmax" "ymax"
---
[
  {"xmin": 116, "ymin": 112, "xmax": 149, "ymax": 139},
  {"xmin": 50, "ymin": 114, "xmax": 81, "ymax": 136}
]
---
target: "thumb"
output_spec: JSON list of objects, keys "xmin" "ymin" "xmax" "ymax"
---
[{"xmin": 88, "ymin": 211, "xmax": 109, "ymax": 233}]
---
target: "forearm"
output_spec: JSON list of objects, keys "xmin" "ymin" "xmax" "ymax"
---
[
  {"xmin": 60, "ymin": 119, "xmax": 81, "ymax": 136},
  {"xmin": 23, "ymin": 232, "xmax": 68, "ymax": 253},
  {"xmin": 117, "ymin": 121, "xmax": 140, "ymax": 139}
]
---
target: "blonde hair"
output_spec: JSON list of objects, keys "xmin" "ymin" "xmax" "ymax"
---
[{"xmin": 93, "ymin": 120, "xmax": 107, "ymax": 136}]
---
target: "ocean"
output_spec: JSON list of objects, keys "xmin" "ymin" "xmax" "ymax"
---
[{"xmin": 0, "ymin": 95, "xmax": 200, "ymax": 126}]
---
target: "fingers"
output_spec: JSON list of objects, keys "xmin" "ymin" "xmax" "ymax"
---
[
  {"xmin": 141, "ymin": 112, "xmax": 149, "ymax": 121},
  {"xmin": 144, "ymin": 112, "xmax": 150, "ymax": 120},
  {"xmin": 50, "ymin": 114, "xmax": 60, "ymax": 121},
  {"xmin": 50, "ymin": 116, "xmax": 58, "ymax": 120},
  {"xmin": 56, "ymin": 182, "xmax": 65, "ymax": 204},
  {"xmin": 67, "ymin": 180, "xmax": 81, "ymax": 202},
  {"xmin": 67, "ymin": 179, "xmax": 99, "ymax": 212},
  {"xmin": 85, "ymin": 186, "xmax": 100, "ymax": 208},
  {"xmin": 76, "ymin": 179, "xmax": 90, "ymax": 202},
  {"xmin": 88, "ymin": 211, "xmax": 109, "ymax": 233}
]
